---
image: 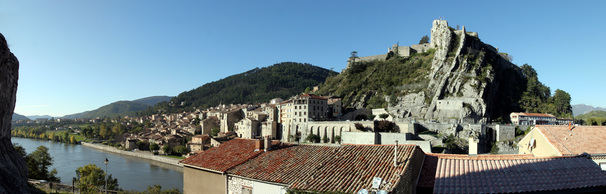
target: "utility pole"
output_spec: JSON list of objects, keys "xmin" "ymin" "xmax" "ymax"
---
[{"xmin": 104, "ymin": 158, "xmax": 109, "ymax": 194}]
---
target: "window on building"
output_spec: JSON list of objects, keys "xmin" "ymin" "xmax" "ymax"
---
[
  {"xmin": 242, "ymin": 187, "xmax": 252, "ymax": 194},
  {"xmin": 600, "ymin": 163, "xmax": 606, "ymax": 171}
]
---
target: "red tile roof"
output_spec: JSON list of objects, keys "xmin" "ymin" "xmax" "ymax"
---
[
  {"xmin": 419, "ymin": 154, "xmax": 606, "ymax": 193},
  {"xmin": 228, "ymin": 144, "xmax": 339, "ymax": 185},
  {"xmin": 180, "ymin": 139, "xmax": 264, "ymax": 173},
  {"xmin": 230, "ymin": 144, "xmax": 420, "ymax": 193},
  {"xmin": 536, "ymin": 125, "xmax": 606, "ymax": 155},
  {"xmin": 513, "ymin": 112, "xmax": 555, "ymax": 117},
  {"xmin": 291, "ymin": 145, "xmax": 418, "ymax": 193},
  {"xmin": 299, "ymin": 93, "xmax": 327, "ymax": 100}
]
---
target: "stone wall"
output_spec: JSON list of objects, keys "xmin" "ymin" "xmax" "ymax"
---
[
  {"xmin": 81, "ymin": 142, "xmax": 183, "ymax": 167},
  {"xmin": 494, "ymin": 124, "xmax": 515, "ymax": 141},
  {"xmin": 0, "ymin": 33, "xmax": 29, "ymax": 193},
  {"xmin": 341, "ymin": 132, "xmax": 431, "ymax": 153}
]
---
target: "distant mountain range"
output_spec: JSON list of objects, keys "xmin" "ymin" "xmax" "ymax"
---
[
  {"xmin": 26, "ymin": 115, "xmax": 53, "ymax": 120},
  {"xmin": 572, "ymin": 104, "xmax": 606, "ymax": 117},
  {"xmin": 11, "ymin": 113, "xmax": 29, "ymax": 121},
  {"xmin": 62, "ymin": 96, "xmax": 172, "ymax": 119}
]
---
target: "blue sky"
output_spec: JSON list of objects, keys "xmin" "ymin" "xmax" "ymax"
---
[{"xmin": 1, "ymin": 1, "xmax": 605, "ymax": 117}]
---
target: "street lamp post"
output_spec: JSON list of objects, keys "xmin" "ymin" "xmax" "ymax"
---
[{"xmin": 104, "ymin": 158, "xmax": 108, "ymax": 194}]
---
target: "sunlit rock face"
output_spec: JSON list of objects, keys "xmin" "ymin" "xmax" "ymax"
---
[{"xmin": 0, "ymin": 33, "xmax": 29, "ymax": 193}]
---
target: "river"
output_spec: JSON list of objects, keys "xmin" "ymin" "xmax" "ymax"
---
[{"xmin": 12, "ymin": 137, "xmax": 183, "ymax": 192}]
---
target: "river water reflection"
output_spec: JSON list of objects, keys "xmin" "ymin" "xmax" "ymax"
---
[{"xmin": 12, "ymin": 137, "xmax": 183, "ymax": 191}]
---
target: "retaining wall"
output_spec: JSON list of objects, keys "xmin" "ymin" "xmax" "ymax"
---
[{"xmin": 81, "ymin": 142, "xmax": 183, "ymax": 167}]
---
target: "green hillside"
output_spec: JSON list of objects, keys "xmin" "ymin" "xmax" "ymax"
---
[
  {"xmin": 133, "ymin": 96, "xmax": 172, "ymax": 106},
  {"xmin": 576, "ymin": 110, "xmax": 606, "ymax": 119},
  {"xmin": 64, "ymin": 101, "xmax": 151, "ymax": 119},
  {"xmin": 141, "ymin": 62, "xmax": 336, "ymax": 114},
  {"xmin": 317, "ymin": 50, "xmax": 435, "ymax": 109},
  {"xmin": 576, "ymin": 110, "xmax": 606, "ymax": 125}
]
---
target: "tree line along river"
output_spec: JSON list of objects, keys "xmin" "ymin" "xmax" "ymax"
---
[{"xmin": 12, "ymin": 137, "xmax": 183, "ymax": 192}]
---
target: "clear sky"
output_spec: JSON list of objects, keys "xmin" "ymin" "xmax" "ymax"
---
[{"xmin": 1, "ymin": 1, "xmax": 605, "ymax": 117}]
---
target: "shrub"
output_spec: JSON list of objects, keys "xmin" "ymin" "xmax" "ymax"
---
[{"xmin": 305, "ymin": 134, "xmax": 320, "ymax": 143}]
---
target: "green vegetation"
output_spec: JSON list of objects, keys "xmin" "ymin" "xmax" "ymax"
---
[
  {"xmin": 305, "ymin": 134, "xmax": 320, "ymax": 143},
  {"xmin": 141, "ymin": 62, "xmax": 336, "ymax": 114},
  {"xmin": 519, "ymin": 64, "xmax": 573, "ymax": 118},
  {"xmin": 149, "ymin": 143, "xmax": 160, "ymax": 152},
  {"xmin": 14, "ymin": 145, "xmax": 60, "ymax": 182},
  {"xmin": 374, "ymin": 120, "xmax": 396, "ymax": 132},
  {"xmin": 64, "ymin": 101, "xmax": 150, "ymax": 119},
  {"xmin": 575, "ymin": 111, "xmax": 606, "ymax": 125},
  {"xmin": 75, "ymin": 164, "xmax": 119, "ymax": 193},
  {"xmin": 121, "ymin": 185, "xmax": 180, "ymax": 194},
  {"xmin": 419, "ymin": 35, "xmax": 429, "ymax": 44},
  {"xmin": 317, "ymin": 49, "xmax": 435, "ymax": 109},
  {"xmin": 490, "ymin": 143, "xmax": 499, "ymax": 154}
]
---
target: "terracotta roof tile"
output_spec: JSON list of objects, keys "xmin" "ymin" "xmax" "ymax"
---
[
  {"xmin": 513, "ymin": 112, "xmax": 556, "ymax": 117},
  {"xmin": 423, "ymin": 154, "xmax": 606, "ymax": 193},
  {"xmin": 228, "ymin": 144, "xmax": 338, "ymax": 185},
  {"xmin": 289, "ymin": 144, "xmax": 419, "ymax": 193},
  {"xmin": 536, "ymin": 125, "xmax": 606, "ymax": 155},
  {"xmin": 180, "ymin": 139, "xmax": 263, "ymax": 172},
  {"xmin": 229, "ymin": 144, "xmax": 421, "ymax": 193}
]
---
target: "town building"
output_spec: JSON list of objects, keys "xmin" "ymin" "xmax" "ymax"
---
[
  {"xmin": 180, "ymin": 139, "xmax": 268, "ymax": 194},
  {"xmin": 518, "ymin": 125, "xmax": 606, "ymax": 166},
  {"xmin": 510, "ymin": 112, "xmax": 556, "ymax": 125},
  {"xmin": 292, "ymin": 94, "xmax": 328, "ymax": 123}
]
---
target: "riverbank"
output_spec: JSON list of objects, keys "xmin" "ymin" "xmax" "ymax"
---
[{"xmin": 81, "ymin": 142, "xmax": 183, "ymax": 167}]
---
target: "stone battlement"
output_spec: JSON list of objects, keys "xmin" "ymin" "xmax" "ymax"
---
[{"xmin": 344, "ymin": 20, "xmax": 478, "ymax": 71}]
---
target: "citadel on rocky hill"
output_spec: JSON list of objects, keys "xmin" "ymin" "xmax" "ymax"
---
[{"xmin": 341, "ymin": 20, "xmax": 521, "ymax": 124}]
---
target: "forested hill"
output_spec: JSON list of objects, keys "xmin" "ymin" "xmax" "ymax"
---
[{"xmin": 140, "ymin": 62, "xmax": 336, "ymax": 114}]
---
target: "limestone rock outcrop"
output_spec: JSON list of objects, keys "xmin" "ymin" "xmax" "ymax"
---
[
  {"xmin": 0, "ymin": 33, "xmax": 29, "ymax": 193},
  {"xmin": 332, "ymin": 20, "xmax": 525, "ymax": 123},
  {"xmin": 391, "ymin": 20, "xmax": 523, "ymax": 123}
]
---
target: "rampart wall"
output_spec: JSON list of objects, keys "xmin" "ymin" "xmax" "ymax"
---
[{"xmin": 341, "ymin": 132, "xmax": 431, "ymax": 153}]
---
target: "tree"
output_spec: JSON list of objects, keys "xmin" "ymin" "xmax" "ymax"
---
[
  {"xmin": 173, "ymin": 145, "xmax": 189, "ymax": 155},
  {"xmin": 350, "ymin": 51, "xmax": 358, "ymax": 58},
  {"xmin": 76, "ymin": 164, "xmax": 119, "ymax": 193},
  {"xmin": 162, "ymin": 144, "xmax": 172, "ymax": 155},
  {"xmin": 374, "ymin": 120, "xmax": 395, "ymax": 132},
  {"xmin": 211, "ymin": 127, "xmax": 220, "ymax": 137},
  {"xmin": 136, "ymin": 141, "xmax": 149, "ymax": 150},
  {"xmin": 26, "ymin": 146, "xmax": 60, "ymax": 182},
  {"xmin": 149, "ymin": 143, "xmax": 160, "ymax": 152},
  {"xmin": 13, "ymin": 143, "xmax": 27, "ymax": 158},
  {"xmin": 419, "ymin": 35, "xmax": 430, "ymax": 44},
  {"xmin": 112, "ymin": 124, "xmax": 124, "ymax": 135},
  {"xmin": 305, "ymin": 134, "xmax": 320, "ymax": 143},
  {"xmin": 69, "ymin": 135, "xmax": 76, "ymax": 144},
  {"xmin": 552, "ymin": 89, "xmax": 572, "ymax": 118}
]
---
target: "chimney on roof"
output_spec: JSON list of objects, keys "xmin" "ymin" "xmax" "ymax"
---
[
  {"xmin": 469, "ymin": 136, "xmax": 478, "ymax": 156},
  {"xmin": 255, "ymin": 139, "xmax": 263, "ymax": 151},
  {"xmin": 394, "ymin": 140, "xmax": 398, "ymax": 167},
  {"xmin": 569, "ymin": 121, "xmax": 572, "ymax": 131},
  {"xmin": 264, "ymin": 136, "xmax": 271, "ymax": 152}
]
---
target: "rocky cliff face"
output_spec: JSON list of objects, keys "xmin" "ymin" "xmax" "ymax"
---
[
  {"xmin": 392, "ymin": 20, "xmax": 524, "ymax": 123},
  {"xmin": 322, "ymin": 20, "xmax": 526, "ymax": 123},
  {"xmin": 0, "ymin": 33, "xmax": 29, "ymax": 193}
]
